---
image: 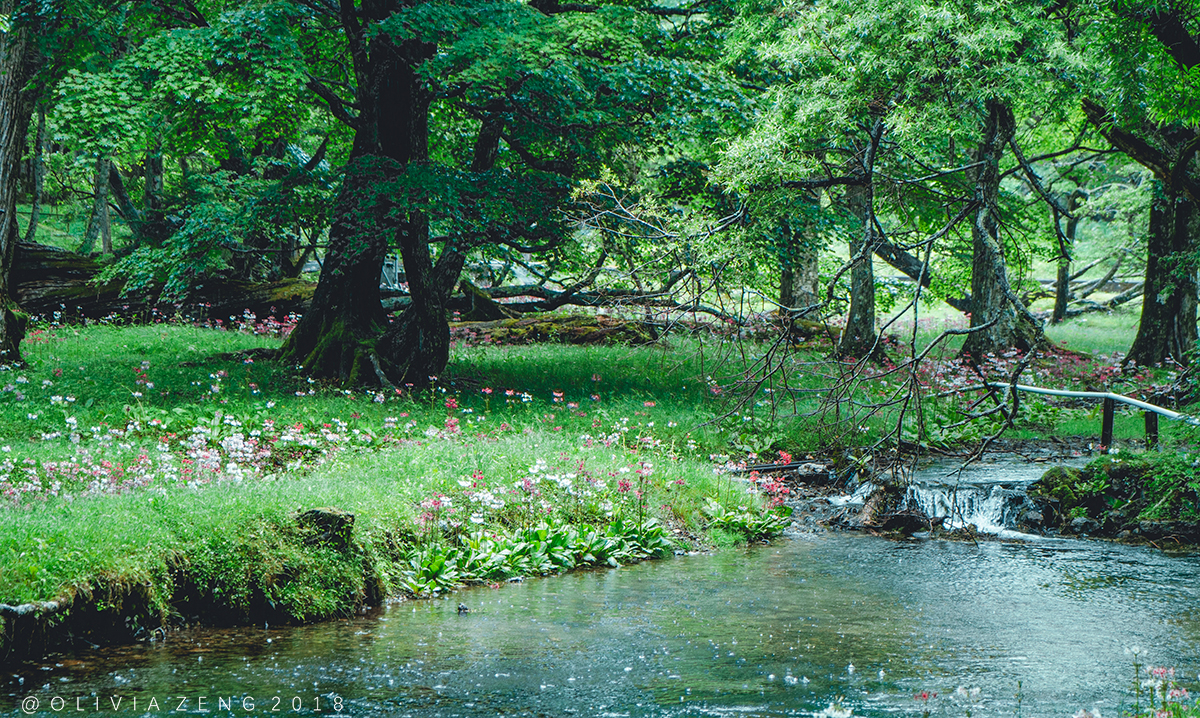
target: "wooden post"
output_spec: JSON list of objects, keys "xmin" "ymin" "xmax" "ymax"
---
[
  {"xmin": 1145, "ymin": 411, "xmax": 1159, "ymax": 449},
  {"xmin": 1101, "ymin": 397, "xmax": 1115, "ymax": 449}
]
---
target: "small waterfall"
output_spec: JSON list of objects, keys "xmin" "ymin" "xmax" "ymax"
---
[
  {"xmin": 903, "ymin": 482, "xmax": 1034, "ymax": 534},
  {"xmin": 828, "ymin": 480, "xmax": 878, "ymax": 508}
]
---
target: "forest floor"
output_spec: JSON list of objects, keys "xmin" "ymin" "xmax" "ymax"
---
[{"xmin": 0, "ymin": 304, "xmax": 1189, "ymax": 662}]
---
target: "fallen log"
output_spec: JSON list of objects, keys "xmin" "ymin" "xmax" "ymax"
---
[
  {"xmin": 1061, "ymin": 282, "xmax": 1143, "ymax": 318},
  {"xmin": 12, "ymin": 242, "xmax": 315, "ymax": 323},
  {"xmin": 450, "ymin": 314, "xmax": 656, "ymax": 346}
]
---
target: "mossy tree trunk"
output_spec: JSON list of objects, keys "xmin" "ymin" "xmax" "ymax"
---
[
  {"xmin": 22, "ymin": 104, "xmax": 44, "ymax": 244},
  {"xmin": 279, "ymin": 6, "xmax": 451, "ymax": 387},
  {"xmin": 962, "ymin": 100, "xmax": 1041, "ymax": 362},
  {"xmin": 1126, "ymin": 187, "xmax": 1198, "ymax": 367},
  {"xmin": 0, "ymin": 2, "xmax": 46, "ymax": 364},
  {"xmin": 276, "ymin": 162, "xmax": 393, "ymax": 384},
  {"xmin": 1051, "ymin": 189, "xmax": 1085, "ymax": 324},
  {"xmin": 779, "ymin": 219, "xmax": 820, "ymax": 318},
  {"xmin": 836, "ymin": 118, "xmax": 885, "ymax": 361}
]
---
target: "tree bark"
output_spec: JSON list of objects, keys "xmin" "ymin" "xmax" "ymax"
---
[
  {"xmin": 107, "ymin": 162, "xmax": 149, "ymax": 249},
  {"xmin": 22, "ymin": 104, "xmax": 44, "ymax": 244},
  {"xmin": 962, "ymin": 100, "xmax": 1040, "ymax": 362},
  {"xmin": 1126, "ymin": 186, "xmax": 1198, "ymax": 367},
  {"xmin": 778, "ymin": 220, "xmax": 820, "ymax": 318},
  {"xmin": 1052, "ymin": 189, "xmax": 1085, "ymax": 324},
  {"xmin": 79, "ymin": 157, "xmax": 111, "ymax": 255},
  {"xmin": 278, "ymin": 4, "xmax": 445, "ymax": 386},
  {"xmin": 837, "ymin": 182, "xmax": 878, "ymax": 358},
  {"xmin": 0, "ymin": 2, "xmax": 45, "ymax": 364},
  {"xmin": 272, "ymin": 161, "xmax": 394, "ymax": 384}
]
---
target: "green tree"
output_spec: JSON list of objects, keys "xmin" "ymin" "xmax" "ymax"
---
[
  {"xmin": 278, "ymin": 0, "xmax": 739, "ymax": 385},
  {"xmin": 1070, "ymin": 1, "xmax": 1200, "ymax": 366},
  {"xmin": 0, "ymin": 0, "xmax": 72, "ymax": 363},
  {"xmin": 720, "ymin": 0, "xmax": 1079, "ymax": 361}
]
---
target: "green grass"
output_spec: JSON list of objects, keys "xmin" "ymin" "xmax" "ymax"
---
[
  {"xmin": 0, "ymin": 322, "xmax": 800, "ymax": 650},
  {"xmin": 1044, "ymin": 305, "xmax": 1141, "ymax": 356},
  {"xmin": 0, "ymin": 313, "xmax": 1186, "ymax": 655}
]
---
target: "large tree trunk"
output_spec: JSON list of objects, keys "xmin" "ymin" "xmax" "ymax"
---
[
  {"xmin": 278, "ymin": 10, "xmax": 443, "ymax": 386},
  {"xmin": 274, "ymin": 162, "xmax": 393, "ymax": 383},
  {"xmin": 0, "ymin": 3, "xmax": 44, "ymax": 364},
  {"xmin": 1126, "ymin": 187, "xmax": 1198, "ymax": 367},
  {"xmin": 837, "ymin": 182, "xmax": 878, "ymax": 358},
  {"xmin": 962, "ymin": 100, "xmax": 1040, "ymax": 362}
]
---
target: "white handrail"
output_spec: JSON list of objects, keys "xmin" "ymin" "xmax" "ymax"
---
[{"xmin": 986, "ymin": 382, "xmax": 1200, "ymax": 426}]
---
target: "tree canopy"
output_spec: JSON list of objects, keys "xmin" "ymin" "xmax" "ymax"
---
[{"xmin": 0, "ymin": 0, "xmax": 1197, "ymax": 380}]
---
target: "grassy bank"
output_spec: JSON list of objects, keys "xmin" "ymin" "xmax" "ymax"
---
[
  {"xmin": 0, "ymin": 309, "xmax": 1188, "ymax": 660},
  {"xmin": 0, "ymin": 320, "xmax": 799, "ymax": 661}
]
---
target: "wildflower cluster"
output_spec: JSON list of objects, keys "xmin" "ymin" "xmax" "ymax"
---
[
  {"xmin": 0, "ymin": 413, "xmax": 396, "ymax": 505},
  {"xmin": 230, "ymin": 309, "xmax": 301, "ymax": 338}
]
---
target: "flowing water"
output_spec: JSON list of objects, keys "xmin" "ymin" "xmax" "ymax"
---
[
  {"xmin": 5, "ymin": 461, "xmax": 1200, "ymax": 718},
  {"xmin": 901, "ymin": 458, "xmax": 1070, "ymax": 537}
]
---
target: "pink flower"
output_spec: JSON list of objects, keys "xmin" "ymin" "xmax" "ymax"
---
[
  {"xmin": 618, "ymin": 479, "xmax": 632, "ymax": 492},
  {"xmin": 482, "ymin": 387, "xmax": 493, "ymax": 394},
  {"xmin": 643, "ymin": 401, "xmax": 655, "ymax": 408}
]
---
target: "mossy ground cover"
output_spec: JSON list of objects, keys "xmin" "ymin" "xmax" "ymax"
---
[{"xmin": 1030, "ymin": 450, "xmax": 1200, "ymax": 543}]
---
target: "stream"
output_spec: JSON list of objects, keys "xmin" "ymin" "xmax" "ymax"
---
[{"xmin": 4, "ymin": 459, "xmax": 1200, "ymax": 718}]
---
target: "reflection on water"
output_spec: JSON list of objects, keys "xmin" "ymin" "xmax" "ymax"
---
[{"xmin": 4, "ymin": 532, "xmax": 1200, "ymax": 717}]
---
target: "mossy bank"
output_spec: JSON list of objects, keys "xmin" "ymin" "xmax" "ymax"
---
[
  {"xmin": 0, "ymin": 430, "xmax": 788, "ymax": 665},
  {"xmin": 1029, "ymin": 452, "xmax": 1200, "ymax": 545}
]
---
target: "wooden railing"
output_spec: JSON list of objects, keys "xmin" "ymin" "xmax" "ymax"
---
[{"xmin": 987, "ymin": 383, "xmax": 1199, "ymax": 448}]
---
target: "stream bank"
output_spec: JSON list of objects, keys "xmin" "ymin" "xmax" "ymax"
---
[
  {"xmin": 5, "ymin": 527, "xmax": 1199, "ymax": 718},
  {"xmin": 797, "ymin": 446, "xmax": 1200, "ymax": 549}
]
